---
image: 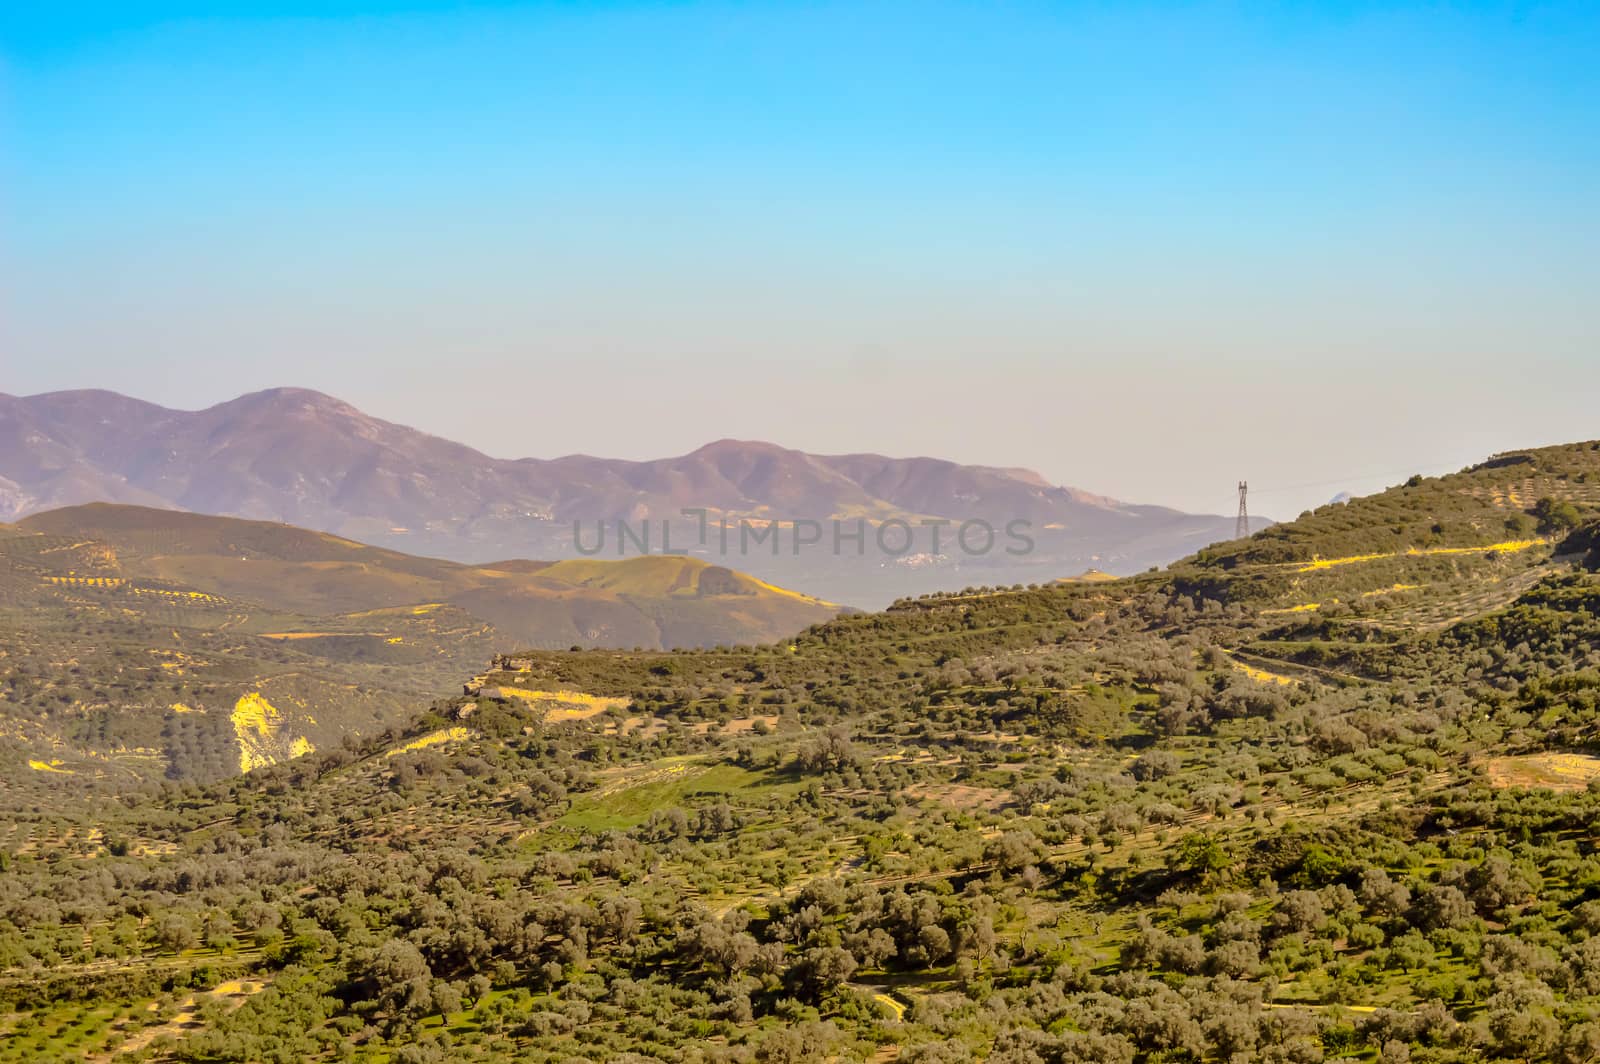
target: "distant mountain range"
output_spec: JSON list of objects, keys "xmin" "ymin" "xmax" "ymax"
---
[{"xmin": 0, "ymin": 387, "xmax": 1250, "ymax": 604}]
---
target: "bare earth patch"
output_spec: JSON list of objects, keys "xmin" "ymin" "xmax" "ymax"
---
[
  {"xmin": 709, "ymin": 714, "xmax": 781, "ymax": 735},
  {"xmin": 97, "ymin": 979, "xmax": 267, "ymax": 1060},
  {"xmin": 1480, "ymin": 752, "xmax": 1600, "ymax": 792},
  {"xmin": 905, "ymin": 782, "xmax": 1011, "ymax": 811}
]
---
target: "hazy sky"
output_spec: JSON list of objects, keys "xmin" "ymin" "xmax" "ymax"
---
[{"xmin": 3, "ymin": 2, "xmax": 1596, "ymax": 518}]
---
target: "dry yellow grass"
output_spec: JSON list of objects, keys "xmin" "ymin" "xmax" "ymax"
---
[
  {"xmin": 1296, "ymin": 552, "xmax": 1388, "ymax": 573},
  {"xmin": 1224, "ymin": 653, "xmax": 1297, "ymax": 687},
  {"xmin": 1362, "ymin": 583, "xmax": 1421, "ymax": 597},
  {"xmin": 129, "ymin": 586, "xmax": 224, "ymax": 603},
  {"xmin": 260, "ymin": 630, "xmax": 391, "ymax": 641},
  {"xmin": 342, "ymin": 601, "xmax": 444, "ymax": 619},
  {"xmin": 746, "ymin": 575, "xmax": 837, "ymax": 608},
  {"xmin": 1414, "ymin": 538, "xmax": 1543, "ymax": 558},
  {"xmin": 385, "ymin": 726, "xmax": 470, "ymax": 757},
  {"xmin": 213, "ymin": 979, "xmax": 266, "ymax": 996},
  {"xmin": 232, "ymin": 692, "xmax": 284, "ymax": 774},
  {"xmin": 44, "ymin": 575, "xmax": 125, "ymax": 588},
  {"xmin": 499, "ymin": 687, "xmax": 630, "ymax": 721},
  {"xmin": 232, "ymin": 693, "xmax": 313, "ymax": 772},
  {"xmin": 27, "ymin": 758, "xmax": 73, "ymax": 774},
  {"xmin": 1481, "ymin": 752, "xmax": 1600, "ymax": 792},
  {"xmin": 591, "ymin": 760, "xmax": 695, "ymax": 798},
  {"xmin": 1296, "ymin": 539, "xmax": 1544, "ymax": 573}
]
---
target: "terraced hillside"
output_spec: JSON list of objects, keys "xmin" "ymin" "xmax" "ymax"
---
[
  {"xmin": 0, "ymin": 506, "xmax": 838, "ymax": 793},
  {"xmin": 3, "ymin": 441, "xmax": 1600, "ymax": 1062}
]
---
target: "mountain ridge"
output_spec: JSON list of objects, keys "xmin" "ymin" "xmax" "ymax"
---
[
  {"xmin": 0, "ymin": 501, "xmax": 840, "ymax": 785},
  {"xmin": 0, "ymin": 387, "xmax": 1246, "ymax": 604},
  {"xmin": 13, "ymin": 501, "xmax": 836, "ymax": 628}
]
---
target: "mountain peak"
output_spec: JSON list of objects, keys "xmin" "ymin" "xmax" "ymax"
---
[
  {"xmin": 216, "ymin": 387, "xmax": 361, "ymax": 415},
  {"xmin": 16, "ymin": 388, "xmax": 170, "ymax": 416},
  {"xmin": 22, "ymin": 387, "xmax": 143, "ymax": 402},
  {"xmin": 686, "ymin": 438, "xmax": 799, "ymax": 458}
]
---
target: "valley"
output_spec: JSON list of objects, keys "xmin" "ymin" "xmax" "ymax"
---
[{"xmin": 9, "ymin": 4, "xmax": 1586, "ymax": 1060}]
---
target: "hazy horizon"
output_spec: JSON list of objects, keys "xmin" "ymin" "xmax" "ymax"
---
[
  {"xmin": 5, "ymin": 2, "xmax": 1596, "ymax": 517},
  {"xmin": 6, "ymin": 379, "xmax": 1590, "ymax": 524}
]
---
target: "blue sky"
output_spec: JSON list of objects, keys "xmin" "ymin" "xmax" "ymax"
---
[{"xmin": 2, "ymin": 2, "xmax": 1596, "ymax": 516}]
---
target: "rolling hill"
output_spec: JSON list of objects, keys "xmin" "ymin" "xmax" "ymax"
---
[
  {"xmin": 0, "ymin": 504, "xmax": 837, "ymax": 788},
  {"xmin": 0, "ymin": 387, "xmax": 1246, "ymax": 604},
  {"xmin": 2, "ymin": 440, "xmax": 1599, "ymax": 1059}
]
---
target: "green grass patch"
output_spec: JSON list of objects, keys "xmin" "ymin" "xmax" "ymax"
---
[{"xmin": 557, "ymin": 761, "xmax": 804, "ymax": 832}]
